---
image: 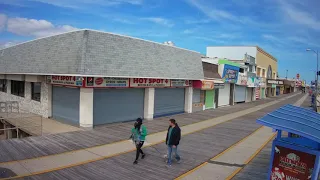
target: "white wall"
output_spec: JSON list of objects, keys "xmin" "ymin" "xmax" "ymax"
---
[
  {"xmin": 207, "ymin": 46, "xmax": 257, "ymax": 60},
  {"xmin": 0, "ymin": 78, "xmax": 50, "ymax": 117}
]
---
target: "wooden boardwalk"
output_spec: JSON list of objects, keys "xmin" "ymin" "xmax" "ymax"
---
[
  {"xmin": 16, "ymin": 93, "xmax": 304, "ymax": 180},
  {"xmin": 232, "ymin": 95, "xmax": 315, "ymax": 180},
  {"xmin": 0, "ymin": 94, "xmax": 291, "ymax": 163}
]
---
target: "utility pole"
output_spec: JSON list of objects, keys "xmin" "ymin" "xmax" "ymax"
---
[
  {"xmin": 307, "ymin": 49, "xmax": 319, "ymax": 111},
  {"xmin": 286, "ymin": 70, "xmax": 288, "ymax": 79}
]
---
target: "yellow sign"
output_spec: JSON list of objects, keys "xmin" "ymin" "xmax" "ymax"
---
[{"xmin": 201, "ymin": 81, "xmax": 214, "ymax": 90}]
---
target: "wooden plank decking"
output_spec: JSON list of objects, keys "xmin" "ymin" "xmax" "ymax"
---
[
  {"xmin": 232, "ymin": 95, "xmax": 315, "ymax": 180},
  {"xmin": 15, "ymin": 93, "xmax": 304, "ymax": 180},
  {"xmin": 0, "ymin": 94, "xmax": 292, "ymax": 163}
]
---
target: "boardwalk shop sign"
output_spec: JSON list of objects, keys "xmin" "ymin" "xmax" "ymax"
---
[
  {"xmin": 271, "ymin": 145, "xmax": 316, "ymax": 180},
  {"xmin": 222, "ymin": 64, "xmax": 239, "ymax": 84},
  {"xmin": 130, "ymin": 78, "xmax": 191, "ymax": 88},
  {"xmin": 85, "ymin": 77, "xmax": 129, "ymax": 88},
  {"xmin": 267, "ymin": 80, "xmax": 284, "ymax": 85},
  {"xmin": 47, "ymin": 76, "xmax": 83, "ymax": 86}
]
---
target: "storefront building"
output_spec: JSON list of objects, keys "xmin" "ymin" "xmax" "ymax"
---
[
  {"xmin": 206, "ymin": 46, "xmax": 277, "ymax": 98},
  {"xmin": 235, "ymin": 69, "xmax": 247, "ymax": 104},
  {"xmin": 0, "ymin": 30, "xmax": 204, "ymax": 128},
  {"xmin": 266, "ymin": 79, "xmax": 284, "ymax": 96},
  {"xmin": 218, "ymin": 60, "xmax": 240, "ymax": 107},
  {"xmin": 192, "ymin": 62, "xmax": 223, "ymax": 112},
  {"xmin": 247, "ymin": 72, "xmax": 259, "ymax": 102}
]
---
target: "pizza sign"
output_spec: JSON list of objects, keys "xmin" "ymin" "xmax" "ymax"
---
[{"xmin": 270, "ymin": 145, "xmax": 316, "ymax": 180}]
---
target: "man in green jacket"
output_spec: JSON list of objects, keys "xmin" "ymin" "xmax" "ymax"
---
[{"xmin": 131, "ymin": 118, "xmax": 148, "ymax": 164}]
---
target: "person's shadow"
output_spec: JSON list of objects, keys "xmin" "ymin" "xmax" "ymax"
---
[{"xmin": 0, "ymin": 167, "xmax": 17, "ymax": 178}]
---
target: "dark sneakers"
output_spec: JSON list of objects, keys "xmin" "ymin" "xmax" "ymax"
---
[
  {"xmin": 133, "ymin": 160, "xmax": 138, "ymax": 164},
  {"xmin": 141, "ymin": 154, "xmax": 145, "ymax": 159}
]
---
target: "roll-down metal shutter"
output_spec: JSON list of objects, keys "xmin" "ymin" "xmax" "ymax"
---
[
  {"xmin": 235, "ymin": 85, "xmax": 246, "ymax": 102},
  {"xmin": 154, "ymin": 88, "xmax": 185, "ymax": 118},
  {"xmin": 52, "ymin": 86, "xmax": 80, "ymax": 125},
  {"xmin": 192, "ymin": 89, "xmax": 201, "ymax": 103},
  {"xmin": 93, "ymin": 88, "xmax": 144, "ymax": 125},
  {"xmin": 218, "ymin": 83, "xmax": 230, "ymax": 106}
]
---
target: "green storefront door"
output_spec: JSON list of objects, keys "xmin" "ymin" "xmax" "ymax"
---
[{"xmin": 205, "ymin": 90, "xmax": 214, "ymax": 109}]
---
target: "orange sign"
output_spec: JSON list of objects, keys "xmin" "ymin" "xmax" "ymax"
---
[{"xmin": 201, "ymin": 80, "xmax": 214, "ymax": 90}]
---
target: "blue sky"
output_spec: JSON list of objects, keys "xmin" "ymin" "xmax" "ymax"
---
[{"xmin": 0, "ymin": 0, "xmax": 319, "ymax": 83}]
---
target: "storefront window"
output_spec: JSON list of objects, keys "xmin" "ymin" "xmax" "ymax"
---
[
  {"xmin": 0, "ymin": 79, "xmax": 7, "ymax": 92},
  {"xmin": 11, "ymin": 80, "xmax": 25, "ymax": 97},
  {"xmin": 31, "ymin": 82, "xmax": 41, "ymax": 102}
]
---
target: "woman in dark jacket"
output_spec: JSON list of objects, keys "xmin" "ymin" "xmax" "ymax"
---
[{"xmin": 165, "ymin": 119, "xmax": 181, "ymax": 166}]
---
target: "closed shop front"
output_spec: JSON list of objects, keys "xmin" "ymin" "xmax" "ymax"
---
[
  {"xmin": 246, "ymin": 87, "xmax": 253, "ymax": 102},
  {"xmin": 218, "ymin": 83, "xmax": 230, "ymax": 107},
  {"xmin": 261, "ymin": 88, "xmax": 266, "ymax": 99},
  {"xmin": 154, "ymin": 88, "xmax": 185, "ymax": 117},
  {"xmin": 52, "ymin": 86, "xmax": 80, "ymax": 125},
  {"xmin": 205, "ymin": 90, "xmax": 214, "ymax": 109},
  {"xmin": 93, "ymin": 88, "xmax": 144, "ymax": 125},
  {"xmin": 276, "ymin": 86, "xmax": 280, "ymax": 96},
  {"xmin": 192, "ymin": 89, "xmax": 204, "ymax": 112},
  {"xmin": 234, "ymin": 85, "xmax": 246, "ymax": 103}
]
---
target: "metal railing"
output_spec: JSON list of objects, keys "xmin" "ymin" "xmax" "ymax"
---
[{"xmin": 0, "ymin": 101, "xmax": 43, "ymax": 140}]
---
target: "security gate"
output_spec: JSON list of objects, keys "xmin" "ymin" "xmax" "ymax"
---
[
  {"xmin": 93, "ymin": 88, "xmax": 144, "ymax": 125},
  {"xmin": 154, "ymin": 88, "xmax": 185, "ymax": 117}
]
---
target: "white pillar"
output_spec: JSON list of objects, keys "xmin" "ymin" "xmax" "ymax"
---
[
  {"xmin": 79, "ymin": 88, "xmax": 93, "ymax": 129},
  {"xmin": 47, "ymin": 84, "xmax": 52, "ymax": 117},
  {"xmin": 184, "ymin": 87, "xmax": 193, "ymax": 113},
  {"xmin": 144, "ymin": 88, "xmax": 155, "ymax": 120}
]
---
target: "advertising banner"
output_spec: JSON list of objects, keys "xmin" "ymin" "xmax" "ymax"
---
[
  {"xmin": 171, "ymin": 79, "xmax": 191, "ymax": 87},
  {"xmin": 47, "ymin": 76, "xmax": 83, "ymax": 87},
  {"xmin": 130, "ymin": 78, "xmax": 171, "ymax": 88},
  {"xmin": 222, "ymin": 64, "xmax": 240, "ymax": 83},
  {"xmin": 85, "ymin": 77, "xmax": 129, "ymax": 88},
  {"xmin": 270, "ymin": 145, "xmax": 316, "ymax": 180},
  {"xmin": 201, "ymin": 80, "xmax": 214, "ymax": 90}
]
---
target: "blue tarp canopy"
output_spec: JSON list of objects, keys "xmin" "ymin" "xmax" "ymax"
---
[{"xmin": 256, "ymin": 104, "xmax": 320, "ymax": 144}]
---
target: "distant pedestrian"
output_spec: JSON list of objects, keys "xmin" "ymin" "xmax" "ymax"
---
[
  {"xmin": 131, "ymin": 118, "xmax": 147, "ymax": 164},
  {"xmin": 165, "ymin": 119, "xmax": 181, "ymax": 166}
]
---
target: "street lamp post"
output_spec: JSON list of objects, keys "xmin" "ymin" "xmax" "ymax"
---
[
  {"xmin": 307, "ymin": 49, "xmax": 319, "ymax": 111},
  {"xmin": 286, "ymin": 70, "xmax": 288, "ymax": 79}
]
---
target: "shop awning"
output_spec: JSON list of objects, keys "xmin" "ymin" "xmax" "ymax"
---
[
  {"xmin": 256, "ymin": 104, "xmax": 320, "ymax": 143},
  {"xmin": 213, "ymin": 79, "xmax": 224, "ymax": 84}
]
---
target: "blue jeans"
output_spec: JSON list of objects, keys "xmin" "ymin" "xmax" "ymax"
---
[{"xmin": 167, "ymin": 145, "xmax": 180, "ymax": 165}]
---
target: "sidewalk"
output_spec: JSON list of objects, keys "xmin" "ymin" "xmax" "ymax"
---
[
  {"xmin": 176, "ymin": 94, "xmax": 308, "ymax": 180},
  {"xmin": 0, "ymin": 93, "xmax": 302, "ymax": 179}
]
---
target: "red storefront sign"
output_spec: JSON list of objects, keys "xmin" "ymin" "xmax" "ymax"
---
[
  {"xmin": 47, "ymin": 76, "xmax": 83, "ymax": 87},
  {"xmin": 130, "ymin": 78, "xmax": 171, "ymax": 87},
  {"xmin": 270, "ymin": 145, "xmax": 316, "ymax": 180}
]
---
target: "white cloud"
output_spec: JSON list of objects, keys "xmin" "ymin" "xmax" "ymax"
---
[
  {"xmin": 184, "ymin": 18, "xmax": 211, "ymax": 24},
  {"xmin": 141, "ymin": 17, "xmax": 174, "ymax": 27},
  {"xmin": 0, "ymin": 14, "xmax": 7, "ymax": 31},
  {"xmin": 183, "ymin": 29, "xmax": 195, "ymax": 34},
  {"xmin": 262, "ymin": 34, "xmax": 278, "ymax": 41},
  {"xmin": 187, "ymin": 0, "xmax": 237, "ymax": 22},
  {"xmin": 0, "ymin": 41, "xmax": 18, "ymax": 49},
  {"xmin": 278, "ymin": 0, "xmax": 320, "ymax": 30},
  {"xmin": 29, "ymin": 0, "xmax": 143, "ymax": 9},
  {"xmin": 7, "ymin": 17, "xmax": 78, "ymax": 37}
]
